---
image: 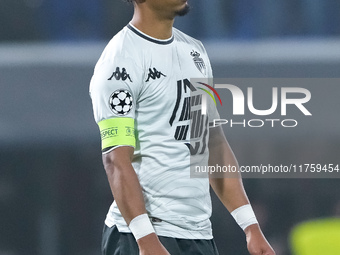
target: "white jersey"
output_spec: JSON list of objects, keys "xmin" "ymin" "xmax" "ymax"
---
[{"xmin": 90, "ymin": 24, "xmax": 220, "ymax": 239}]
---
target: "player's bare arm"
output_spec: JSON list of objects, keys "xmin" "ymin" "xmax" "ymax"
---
[
  {"xmin": 208, "ymin": 126, "xmax": 275, "ymax": 255},
  {"xmin": 102, "ymin": 147, "xmax": 170, "ymax": 255}
]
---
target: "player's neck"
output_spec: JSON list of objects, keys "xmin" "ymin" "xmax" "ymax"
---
[{"xmin": 130, "ymin": 9, "xmax": 174, "ymax": 40}]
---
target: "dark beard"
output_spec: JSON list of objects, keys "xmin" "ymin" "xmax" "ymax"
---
[{"xmin": 175, "ymin": 4, "xmax": 190, "ymax": 17}]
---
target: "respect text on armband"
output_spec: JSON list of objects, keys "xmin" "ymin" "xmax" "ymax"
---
[{"xmin": 101, "ymin": 128, "xmax": 118, "ymax": 139}]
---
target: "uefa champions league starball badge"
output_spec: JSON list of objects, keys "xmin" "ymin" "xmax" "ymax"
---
[{"xmin": 109, "ymin": 89, "xmax": 133, "ymax": 115}]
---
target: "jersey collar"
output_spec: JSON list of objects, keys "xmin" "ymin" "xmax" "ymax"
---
[{"xmin": 127, "ymin": 24, "xmax": 174, "ymax": 45}]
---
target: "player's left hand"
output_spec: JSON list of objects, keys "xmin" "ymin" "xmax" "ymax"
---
[{"xmin": 244, "ymin": 224, "xmax": 275, "ymax": 255}]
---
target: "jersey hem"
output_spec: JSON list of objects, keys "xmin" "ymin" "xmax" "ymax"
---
[
  {"xmin": 104, "ymin": 207, "xmax": 213, "ymax": 240},
  {"xmin": 104, "ymin": 222, "xmax": 214, "ymax": 240}
]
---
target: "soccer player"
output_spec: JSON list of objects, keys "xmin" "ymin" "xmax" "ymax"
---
[{"xmin": 89, "ymin": 0, "xmax": 276, "ymax": 254}]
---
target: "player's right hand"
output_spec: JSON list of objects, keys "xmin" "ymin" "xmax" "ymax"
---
[
  {"xmin": 245, "ymin": 224, "xmax": 275, "ymax": 255},
  {"xmin": 137, "ymin": 233, "xmax": 171, "ymax": 255}
]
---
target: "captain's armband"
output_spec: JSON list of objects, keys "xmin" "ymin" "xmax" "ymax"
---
[{"xmin": 98, "ymin": 117, "xmax": 135, "ymax": 153}]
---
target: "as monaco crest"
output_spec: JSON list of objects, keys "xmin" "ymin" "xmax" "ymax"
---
[{"xmin": 191, "ymin": 50, "xmax": 206, "ymax": 76}]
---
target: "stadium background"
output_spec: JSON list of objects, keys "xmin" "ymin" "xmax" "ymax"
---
[{"xmin": 1, "ymin": 0, "xmax": 340, "ymax": 254}]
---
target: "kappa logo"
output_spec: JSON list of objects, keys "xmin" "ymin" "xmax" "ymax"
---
[
  {"xmin": 108, "ymin": 67, "xmax": 132, "ymax": 82},
  {"xmin": 191, "ymin": 50, "xmax": 206, "ymax": 76},
  {"xmin": 145, "ymin": 67, "xmax": 166, "ymax": 82}
]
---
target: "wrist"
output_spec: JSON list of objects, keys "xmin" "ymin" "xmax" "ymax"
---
[
  {"xmin": 136, "ymin": 232, "xmax": 159, "ymax": 247},
  {"xmin": 244, "ymin": 222, "xmax": 260, "ymax": 235}
]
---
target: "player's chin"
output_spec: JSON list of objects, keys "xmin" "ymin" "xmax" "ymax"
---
[{"xmin": 175, "ymin": 3, "xmax": 190, "ymax": 17}]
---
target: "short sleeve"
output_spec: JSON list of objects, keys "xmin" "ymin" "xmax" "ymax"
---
[{"xmin": 89, "ymin": 56, "xmax": 143, "ymax": 153}]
